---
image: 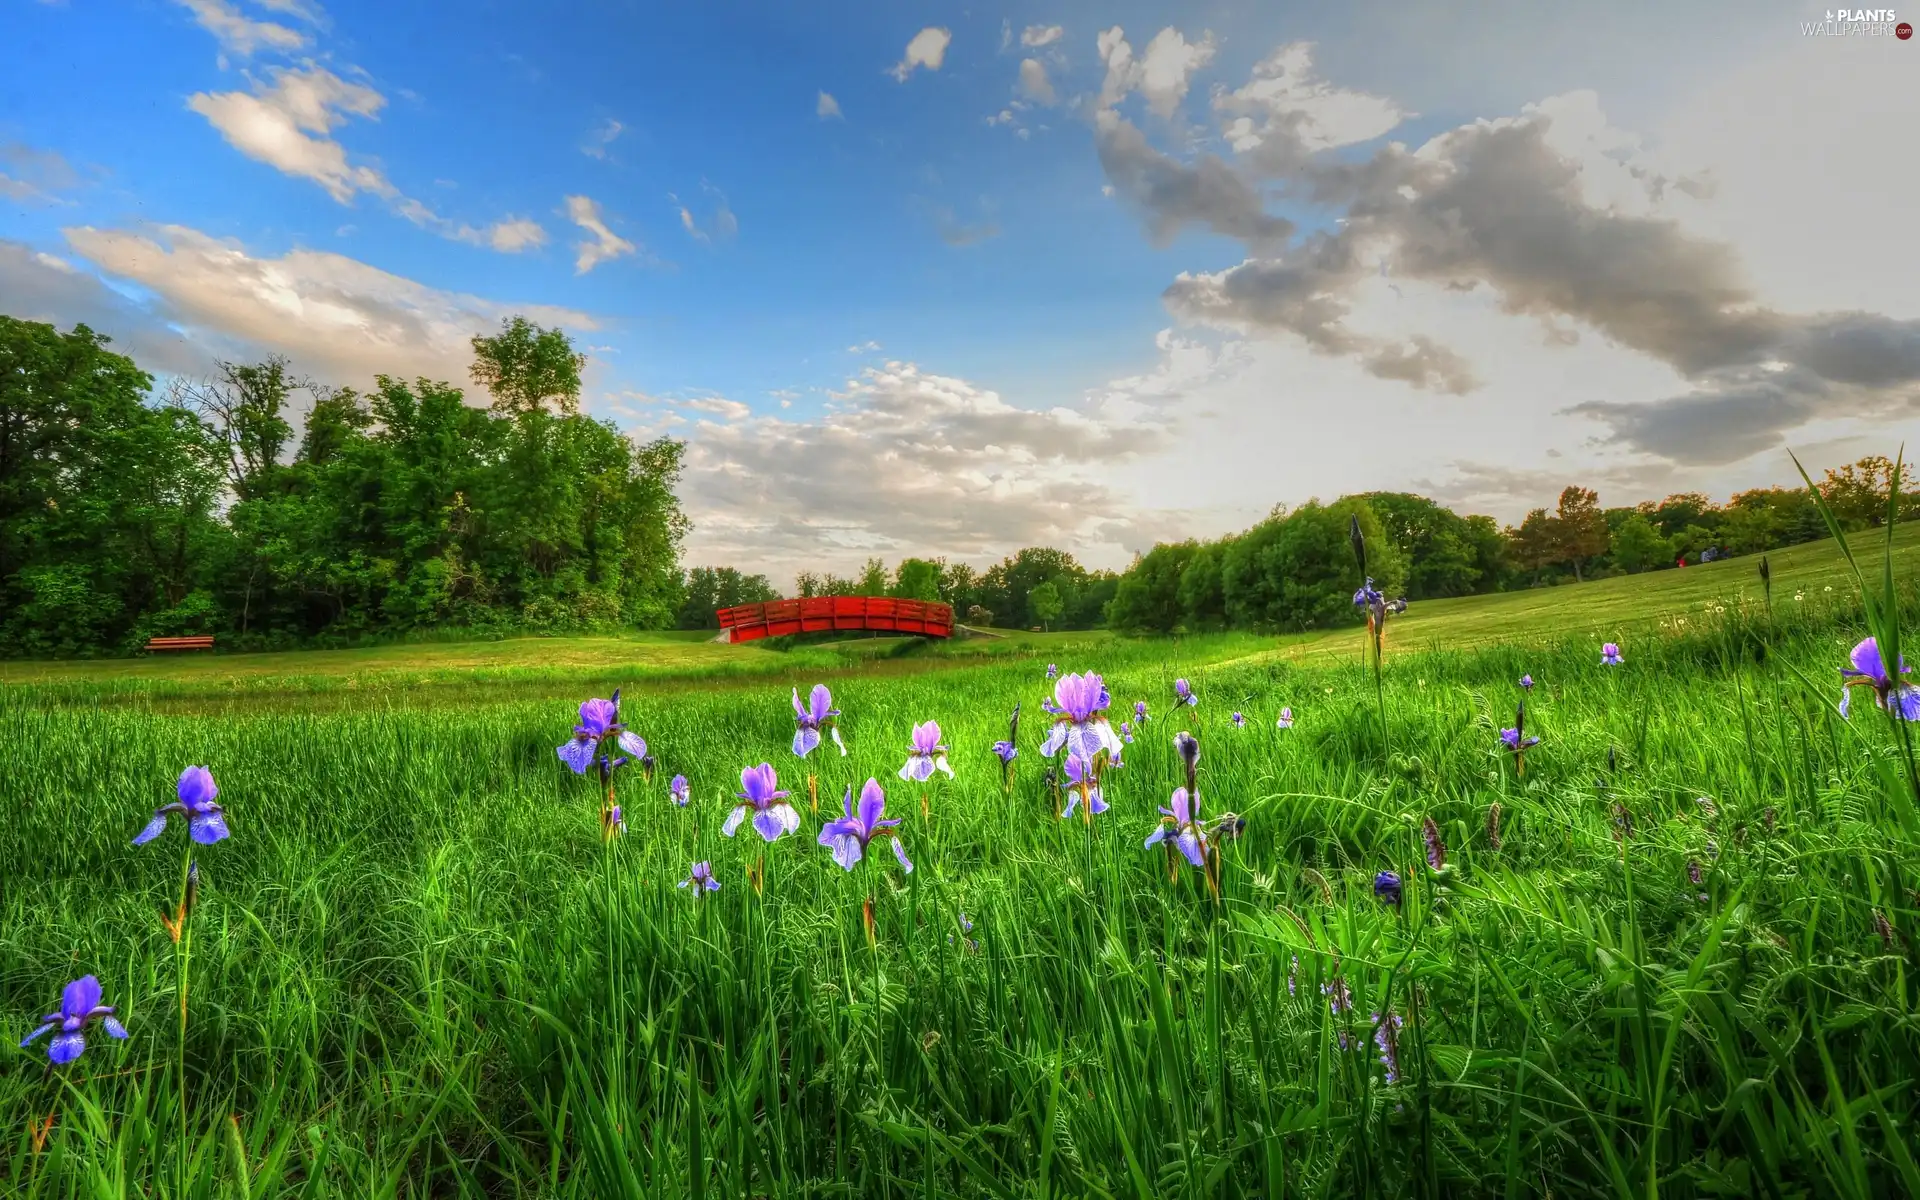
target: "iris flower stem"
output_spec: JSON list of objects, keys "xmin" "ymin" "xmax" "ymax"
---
[{"xmin": 174, "ymin": 838, "xmax": 193, "ymax": 1189}]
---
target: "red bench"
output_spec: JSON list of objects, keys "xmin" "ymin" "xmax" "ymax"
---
[
  {"xmin": 146, "ymin": 636, "xmax": 216, "ymax": 652},
  {"xmin": 715, "ymin": 596, "xmax": 954, "ymax": 643}
]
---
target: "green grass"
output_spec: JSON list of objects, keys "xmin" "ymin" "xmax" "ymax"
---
[{"xmin": 5, "ymin": 551, "xmax": 1920, "ymax": 1195}]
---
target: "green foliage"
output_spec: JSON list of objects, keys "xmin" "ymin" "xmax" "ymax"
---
[
  {"xmin": 1027, "ymin": 579, "xmax": 1063, "ymax": 630},
  {"xmin": 469, "ymin": 315, "xmax": 587, "ymax": 417},
  {"xmin": 677, "ymin": 567, "xmax": 780, "ymax": 628},
  {"xmin": 1609, "ymin": 512, "xmax": 1668, "ymax": 573},
  {"xmin": 889, "ymin": 557, "xmax": 944, "ymax": 602},
  {"xmin": 0, "ymin": 315, "xmax": 689, "ymax": 654},
  {"xmin": 1363, "ymin": 492, "xmax": 1504, "ymax": 598},
  {"xmin": 1107, "ymin": 540, "xmax": 1198, "ymax": 633}
]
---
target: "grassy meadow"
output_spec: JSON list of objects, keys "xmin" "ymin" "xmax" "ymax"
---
[{"xmin": 5, "ymin": 546, "xmax": 1920, "ymax": 1196}]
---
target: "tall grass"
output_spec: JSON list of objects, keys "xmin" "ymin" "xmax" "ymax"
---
[{"xmin": 3, "ymin": 604, "xmax": 1918, "ymax": 1196}]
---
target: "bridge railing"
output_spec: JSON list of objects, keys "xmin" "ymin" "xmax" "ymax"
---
[{"xmin": 715, "ymin": 596, "xmax": 954, "ymax": 643}]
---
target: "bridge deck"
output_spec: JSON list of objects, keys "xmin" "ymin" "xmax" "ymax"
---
[{"xmin": 715, "ymin": 596, "xmax": 954, "ymax": 643}]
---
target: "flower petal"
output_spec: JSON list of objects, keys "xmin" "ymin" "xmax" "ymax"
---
[
  {"xmin": 132, "ymin": 812, "xmax": 171, "ymax": 846},
  {"xmin": 189, "ymin": 809, "xmax": 230, "ymax": 845},
  {"xmin": 825, "ymin": 832, "xmax": 863, "ymax": 871},
  {"xmin": 1851, "ymin": 637, "xmax": 1887, "ymax": 682},
  {"xmin": 753, "ymin": 808, "xmax": 790, "ymax": 842},
  {"xmin": 1176, "ymin": 828, "xmax": 1207, "ymax": 868},
  {"xmin": 891, "ymin": 838, "xmax": 914, "ymax": 874},
  {"xmin": 556, "ymin": 736, "xmax": 597, "ymax": 775},
  {"xmin": 857, "ymin": 779, "xmax": 887, "ymax": 832},
  {"xmin": 61, "ymin": 977, "xmax": 101, "ymax": 1021},
  {"xmin": 20, "ymin": 1022, "xmax": 54, "ymax": 1047},
  {"xmin": 793, "ymin": 727, "xmax": 821, "ymax": 758},
  {"xmin": 102, "ymin": 1017, "xmax": 128, "ymax": 1040},
  {"xmin": 722, "ymin": 806, "xmax": 748, "ymax": 838},
  {"xmin": 48, "ymin": 1031, "xmax": 85, "ymax": 1064},
  {"xmin": 831, "ymin": 726, "xmax": 848, "ymax": 756},
  {"xmin": 177, "ymin": 766, "xmax": 218, "ymax": 808},
  {"xmin": 617, "ymin": 731, "xmax": 647, "ymax": 760}
]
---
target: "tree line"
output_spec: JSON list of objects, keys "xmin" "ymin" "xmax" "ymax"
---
[
  {"xmin": 1, "ymin": 314, "xmax": 689, "ymax": 655},
  {"xmin": 1104, "ymin": 467, "xmax": 1910, "ymax": 634}
]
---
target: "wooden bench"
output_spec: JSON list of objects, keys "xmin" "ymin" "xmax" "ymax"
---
[{"xmin": 146, "ymin": 636, "xmax": 215, "ymax": 653}]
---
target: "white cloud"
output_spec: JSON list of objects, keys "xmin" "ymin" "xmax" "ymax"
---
[
  {"xmin": 565, "ymin": 195, "xmax": 635, "ymax": 273},
  {"xmin": 847, "ymin": 341, "xmax": 881, "ymax": 353},
  {"xmin": 1215, "ymin": 42, "xmax": 1405, "ymax": 171},
  {"xmin": 672, "ymin": 185, "xmax": 738, "ymax": 245},
  {"xmin": 890, "ymin": 27, "xmax": 952, "ymax": 82},
  {"xmin": 394, "ymin": 199, "xmax": 549, "ymax": 253},
  {"xmin": 1098, "ymin": 26, "xmax": 1215, "ymax": 117},
  {"xmin": 816, "ymin": 90, "xmax": 842, "ymax": 119},
  {"xmin": 484, "ymin": 217, "xmax": 547, "ymax": 253},
  {"xmin": 174, "ymin": 0, "xmax": 308, "ymax": 56},
  {"xmin": 0, "ymin": 142, "xmax": 80, "ymax": 203},
  {"xmin": 1018, "ymin": 58, "xmax": 1056, "ymax": 105},
  {"xmin": 674, "ymin": 361, "xmax": 1173, "ymax": 573},
  {"xmin": 581, "ymin": 118, "xmax": 624, "ymax": 159},
  {"xmin": 32, "ymin": 224, "xmax": 595, "ymax": 389},
  {"xmin": 1021, "ymin": 24, "xmax": 1064, "ymax": 48},
  {"xmin": 187, "ymin": 63, "xmax": 390, "ymax": 203}
]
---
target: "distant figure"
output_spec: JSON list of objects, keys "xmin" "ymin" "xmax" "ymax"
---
[{"xmin": 1677, "ymin": 556, "xmax": 1687, "ymax": 568}]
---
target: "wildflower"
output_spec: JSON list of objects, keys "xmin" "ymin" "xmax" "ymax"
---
[
  {"xmin": 791, "ymin": 684, "xmax": 848, "ymax": 758},
  {"xmin": 1172, "ymin": 678, "xmax": 1197, "ymax": 709},
  {"xmin": 19, "ymin": 976, "xmax": 128, "ymax": 1065},
  {"xmin": 1519, "ymin": 674, "xmax": 1534, "ymax": 690},
  {"xmin": 1135, "ymin": 700, "xmax": 1150, "ymax": 724},
  {"xmin": 898, "ymin": 720, "xmax": 954, "ymax": 781},
  {"xmin": 1117, "ymin": 720, "xmax": 1135, "ymax": 744},
  {"xmin": 818, "ymin": 778, "xmax": 913, "ymax": 874},
  {"xmin": 1144, "ymin": 785, "xmax": 1208, "ymax": 868},
  {"xmin": 1060, "ymin": 752, "xmax": 1108, "ymax": 820},
  {"xmin": 1601, "ymin": 642, "xmax": 1623, "ymax": 666},
  {"xmin": 1374, "ymin": 870, "xmax": 1403, "ymax": 909},
  {"xmin": 1039, "ymin": 672, "xmax": 1122, "ymax": 759},
  {"xmin": 679, "ymin": 861, "xmax": 720, "ymax": 892},
  {"xmin": 1371, "ymin": 1011, "xmax": 1404, "ymax": 1084},
  {"xmin": 1422, "ymin": 816, "xmax": 1446, "ymax": 872},
  {"xmin": 1500, "ymin": 701, "xmax": 1540, "ymax": 774},
  {"xmin": 1231, "ymin": 711, "xmax": 1246, "ymax": 728},
  {"xmin": 1839, "ymin": 637, "xmax": 1920, "ymax": 720},
  {"xmin": 1324, "ymin": 975, "xmax": 1352, "ymax": 1016},
  {"xmin": 557, "ymin": 692, "xmax": 646, "ymax": 775},
  {"xmin": 1276, "ymin": 706, "xmax": 1294, "ymax": 730},
  {"xmin": 992, "ymin": 704, "xmax": 1020, "ymax": 777},
  {"xmin": 1287, "ymin": 955, "xmax": 1298, "ymax": 997},
  {"xmin": 670, "ymin": 774, "xmax": 690, "ymax": 807},
  {"xmin": 133, "ymin": 766, "xmax": 229, "ymax": 847},
  {"xmin": 992, "ymin": 740, "xmax": 1018, "ymax": 765},
  {"xmin": 602, "ymin": 804, "xmax": 626, "ymax": 839},
  {"xmin": 724, "ymin": 763, "xmax": 801, "ymax": 842},
  {"xmin": 1687, "ymin": 860, "xmax": 1702, "ymax": 886},
  {"xmin": 1046, "ymin": 663, "xmax": 1058, "ymax": 680}
]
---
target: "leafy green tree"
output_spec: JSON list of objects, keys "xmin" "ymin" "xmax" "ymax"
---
[
  {"xmin": 1107, "ymin": 541, "xmax": 1198, "ymax": 633},
  {"xmin": 857, "ymin": 558, "xmax": 890, "ymax": 596},
  {"xmin": 1220, "ymin": 499, "xmax": 1403, "ymax": 631},
  {"xmin": 1609, "ymin": 513, "xmax": 1668, "ymax": 574},
  {"xmin": 1552, "ymin": 487, "xmax": 1609, "ymax": 582},
  {"xmin": 1028, "ymin": 580, "xmax": 1063, "ymax": 631},
  {"xmin": 678, "ymin": 567, "xmax": 779, "ymax": 628},
  {"xmin": 1177, "ymin": 540, "xmax": 1230, "ymax": 631},
  {"xmin": 977, "ymin": 547, "xmax": 1090, "ymax": 629},
  {"xmin": 890, "ymin": 557, "xmax": 944, "ymax": 602},
  {"xmin": 469, "ymin": 316, "xmax": 587, "ymax": 417},
  {"xmin": 1362, "ymin": 491, "xmax": 1487, "ymax": 598}
]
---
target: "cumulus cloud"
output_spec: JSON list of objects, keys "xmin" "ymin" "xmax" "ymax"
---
[
  {"xmin": 394, "ymin": 199, "xmax": 548, "ymax": 253},
  {"xmin": 673, "ymin": 185, "xmax": 738, "ymax": 244},
  {"xmin": 1215, "ymin": 42, "xmax": 1405, "ymax": 174},
  {"xmin": 889, "ymin": 27, "xmax": 951, "ymax": 82},
  {"xmin": 0, "ymin": 142, "xmax": 80, "ymax": 203},
  {"xmin": 1097, "ymin": 26, "xmax": 1214, "ymax": 117},
  {"xmin": 674, "ymin": 362, "xmax": 1172, "ymax": 569},
  {"xmin": 187, "ymin": 63, "xmax": 390, "ymax": 203},
  {"xmin": 9, "ymin": 225, "xmax": 594, "ymax": 391},
  {"xmin": 174, "ymin": 0, "xmax": 308, "ymax": 56},
  {"xmin": 816, "ymin": 90, "xmax": 842, "ymax": 119},
  {"xmin": 1018, "ymin": 58, "xmax": 1056, "ymax": 105},
  {"xmin": 564, "ymin": 195, "xmax": 635, "ymax": 273},
  {"xmin": 1021, "ymin": 23, "xmax": 1064, "ymax": 48},
  {"xmin": 1093, "ymin": 111, "xmax": 1290, "ymax": 250}
]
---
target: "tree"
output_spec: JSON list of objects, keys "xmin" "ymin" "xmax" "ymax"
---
[
  {"xmin": 976, "ymin": 547, "xmax": 1091, "ymax": 630},
  {"xmin": 173, "ymin": 356, "xmax": 303, "ymax": 502},
  {"xmin": 890, "ymin": 557, "xmax": 944, "ymax": 602},
  {"xmin": 1819, "ymin": 455, "xmax": 1919, "ymax": 529},
  {"xmin": 1508, "ymin": 509, "xmax": 1557, "ymax": 578},
  {"xmin": 1551, "ymin": 486, "xmax": 1609, "ymax": 582},
  {"xmin": 857, "ymin": 558, "xmax": 890, "ymax": 596},
  {"xmin": 1219, "ymin": 499, "xmax": 1405, "ymax": 631},
  {"xmin": 1362, "ymin": 491, "xmax": 1487, "ymax": 598},
  {"xmin": 1028, "ymin": 580, "xmax": 1063, "ymax": 631},
  {"xmin": 469, "ymin": 316, "xmax": 586, "ymax": 417},
  {"xmin": 1609, "ymin": 513, "xmax": 1668, "ymax": 574},
  {"xmin": 677, "ymin": 567, "xmax": 779, "ymax": 628},
  {"xmin": 1108, "ymin": 541, "xmax": 1199, "ymax": 633}
]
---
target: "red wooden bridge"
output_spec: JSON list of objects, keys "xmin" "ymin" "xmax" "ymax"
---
[{"xmin": 715, "ymin": 596, "xmax": 954, "ymax": 643}]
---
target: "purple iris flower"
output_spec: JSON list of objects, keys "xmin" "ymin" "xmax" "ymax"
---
[
  {"xmin": 818, "ymin": 778, "xmax": 913, "ymax": 874},
  {"xmin": 791, "ymin": 684, "xmax": 848, "ymax": 758},
  {"xmin": 1046, "ymin": 663, "xmax": 1058, "ymax": 680},
  {"xmin": 1118, "ymin": 721, "xmax": 1135, "ymax": 744},
  {"xmin": 133, "ymin": 766, "xmax": 229, "ymax": 847},
  {"xmin": 1353, "ymin": 579, "xmax": 1384, "ymax": 614},
  {"xmin": 1502, "ymin": 699, "xmax": 1540, "ymax": 774},
  {"xmin": 1172, "ymin": 678, "xmax": 1196, "ymax": 709},
  {"xmin": 1500, "ymin": 727, "xmax": 1541, "ymax": 752},
  {"xmin": 724, "ymin": 763, "xmax": 801, "ymax": 842},
  {"xmin": 992, "ymin": 741, "xmax": 1018, "ymax": 765},
  {"xmin": 1374, "ymin": 870, "xmax": 1403, "ymax": 909},
  {"xmin": 1144, "ymin": 785, "xmax": 1208, "ymax": 868},
  {"xmin": 1839, "ymin": 636, "xmax": 1920, "ymax": 719},
  {"xmin": 602, "ymin": 804, "xmax": 626, "ymax": 838},
  {"xmin": 20, "ymin": 976, "xmax": 128, "ymax": 1065},
  {"xmin": 670, "ymin": 774, "xmax": 690, "ymax": 806},
  {"xmin": 1231, "ymin": 711, "xmax": 1246, "ymax": 728},
  {"xmin": 898, "ymin": 720, "xmax": 954, "ymax": 781},
  {"xmin": 679, "ymin": 861, "xmax": 720, "ymax": 892},
  {"xmin": 1135, "ymin": 700, "xmax": 1149, "ymax": 724},
  {"xmin": 557, "ymin": 691, "xmax": 646, "ymax": 775},
  {"xmin": 1040, "ymin": 671, "xmax": 1122, "ymax": 759},
  {"xmin": 1601, "ymin": 642, "xmax": 1623, "ymax": 666},
  {"xmin": 1519, "ymin": 674, "xmax": 1534, "ymax": 690},
  {"xmin": 1060, "ymin": 752, "xmax": 1107, "ymax": 819},
  {"xmin": 1276, "ymin": 707, "xmax": 1294, "ymax": 730},
  {"xmin": 993, "ymin": 703, "xmax": 1020, "ymax": 772}
]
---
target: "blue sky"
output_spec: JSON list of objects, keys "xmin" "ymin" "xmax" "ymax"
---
[{"xmin": 4, "ymin": 0, "xmax": 1917, "ymax": 578}]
